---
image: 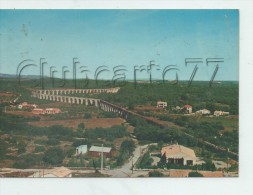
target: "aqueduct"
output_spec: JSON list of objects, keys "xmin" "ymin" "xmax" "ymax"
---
[{"xmin": 31, "ymin": 87, "xmax": 129, "ymax": 119}]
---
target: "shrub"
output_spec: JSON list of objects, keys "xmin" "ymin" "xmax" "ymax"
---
[
  {"xmin": 34, "ymin": 146, "xmax": 45, "ymax": 153},
  {"xmin": 148, "ymin": 171, "xmax": 164, "ymax": 177},
  {"xmin": 188, "ymin": 171, "xmax": 204, "ymax": 177}
]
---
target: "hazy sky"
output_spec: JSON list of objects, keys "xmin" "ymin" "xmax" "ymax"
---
[{"xmin": 0, "ymin": 9, "xmax": 239, "ymax": 81}]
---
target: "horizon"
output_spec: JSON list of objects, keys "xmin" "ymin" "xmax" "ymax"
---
[{"xmin": 0, "ymin": 72, "xmax": 239, "ymax": 82}]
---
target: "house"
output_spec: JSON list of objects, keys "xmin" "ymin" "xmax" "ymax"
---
[
  {"xmin": 157, "ymin": 101, "xmax": 167, "ymax": 108},
  {"xmin": 76, "ymin": 145, "xmax": 88, "ymax": 155},
  {"xmin": 214, "ymin": 110, "xmax": 229, "ymax": 116},
  {"xmin": 18, "ymin": 102, "xmax": 38, "ymax": 109},
  {"xmin": 29, "ymin": 166, "xmax": 72, "ymax": 178},
  {"xmin": 44, "ymin": 108, "xmax": 61, "ymax": 114},
  {"xmin": 18, "ymin": 104, "xmax": 23, "ymax": 109},
  {"xmin": 32, "ymin": 108, "xmax": 44, "ymax": 114},
  {"xmin": 195, "ymin": 109, "xmax": 211, "ymax": 115},
  {"xmin": 32, "ymin": 108, "xmax": 61, "ymax": 115},
  {"xmin": 161, "ymin": 144, "xmax": 197, "ymax": 166},
  {"xmin": 89, "ymin": 146, "xmax": 112, "ymax": 158},
  {"xmin": 184, "ymin": 104, "xmax": 192, "ymax": 114}
]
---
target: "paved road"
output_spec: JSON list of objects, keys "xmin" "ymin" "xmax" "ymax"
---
[{"xmin": 103, "ymin": 144, "xmax": 150, "ymax": 177}]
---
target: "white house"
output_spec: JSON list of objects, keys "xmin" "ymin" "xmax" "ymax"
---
[
  {"xmin": 76, "ymin": 145, "xmax": 88, "ymax": 155},
  {"xmin": 161, "ymin": 144, "xmax": 197, "ymax": 166},
  {"xmin": 195, "ymin": 109, "xmax": 211, "ymax": 115},
  {"xmin": 214, "ymin": 110, "xmax": 229, "ymax": 116},
  {"xmin": 157, "ymin": 101, "xmax": 167, "ymax": 108}
]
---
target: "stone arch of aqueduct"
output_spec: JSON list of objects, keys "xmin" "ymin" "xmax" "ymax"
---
[{"xmin": 31, "ymin": 87, "xmax": 129, "ymax": 119}]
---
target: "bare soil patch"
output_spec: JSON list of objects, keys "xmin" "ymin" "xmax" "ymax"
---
[{"xmin": 28, "ymin": 118, "xmax": 126, "ymax": 130}]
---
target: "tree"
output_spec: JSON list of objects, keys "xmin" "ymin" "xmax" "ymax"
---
[
  {"xmin": 43, "ymin": 147, "xmax": 65, "ymax": 165},
  {"xmin": 78, "ymin": 122, "xmax": 85, "ymax": 130},
  {"xmin": 157, "ymin": 153, "xmax": 167, "ymax": 168},
  {"xmin": 17, "ymin": 143, "xmax": 26, "ymax": 154}
]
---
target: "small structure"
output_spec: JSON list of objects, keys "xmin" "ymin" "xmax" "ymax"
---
[
  {"xmin": 161, "ymin": 144, "xmax": 197, "ymax": 166},
  {"xmin": 195, "ymin": 109, "xmax": 211, "ymax": 115},
  {"xmin": 18, "ymin": 102, "xmax": 38, "ymax": 109},
  {"xmin": 32, "ymin": 108, "xmax": 61, "ymax": 115},
  {"xmin": 214, "ymin": 110, "xmax": 229, "ymax": 117},
  {"xmin": 76, "ymin": 145, "xmax": 88, "ymax": 155},
  {"xmin": 184, "ymin": 104, "xmax": 192, "ymax": 114},
  {"xmin": 89, "ymin": 146, "xmax": 112, "ymax": 158},
  {"xmin": 44, "ymin": 108, "xmax": 61, "ymax": 114},
  {"xmin": 172, "ymin": 106, "xmax": 182, "ymax": 111},
  {"xmin": 32, "ymin": 108, "xmax": 44, "ymax": 114},
  {"xmin": 157, "ymin": 101, "xmax": 167, "ymax": 108}
]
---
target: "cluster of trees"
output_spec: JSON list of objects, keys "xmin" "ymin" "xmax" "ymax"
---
[
  {"xmin": 13, "ymin": 147, "xmax": 66, "ymax": 168},
  {"xmin": 85, "ymin": 125, "xmax": 128, "ymax": 141},
  {"xmin": 137, "ymin": 152, "xmax": 154, "ymax": 169},
  {"xmin": 13, "ymin": 153, "xmax": 43, "ymax": 169},
  {"xmin": 116, "ymin": 139, "xmax": 135, "ymax": 166},
  {"xmin": 43, "ymin": 147, "xmax": 65, "ymax": 165},
  {"xmin": 128, "ymin": 115, "xmax": 197, "ymax": 147}
]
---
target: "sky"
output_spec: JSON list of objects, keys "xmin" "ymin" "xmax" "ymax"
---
[{"xmin": 0, "ymin": 9, "xmax": 239, "ymax": 81}]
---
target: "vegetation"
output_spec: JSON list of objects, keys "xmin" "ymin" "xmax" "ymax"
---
[
  {"xmin": 137, "ymin": 152, "xmax": 154, "ymax": 169},
  {"xmin": 43, "ymin": 147, "xmax": 65, "ymax": 165},
  {"xmin": 116, "ymin": 139, "xmax": 135, "ymax": 166},
  {"xmin": 13, "ymin": 154, "xmax": 43, "ymax": 169},
  {"xmin": 188, "ymin": 171, "xmax": 204, "ymax": 177},
  {"xmin": 148, "ymin": 170, "xmax": 164, "ymax": 177},
  {"xmin": 85, "ymin": 125, "xmax": 128, "ymax": 141}
]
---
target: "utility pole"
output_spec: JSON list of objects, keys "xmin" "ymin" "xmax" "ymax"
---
[
  {"xmin": 226, "ymin": 148, "xmax": 229, "ymax": 174},
  {"xmin": 132, "ymin": 156, "xmax": 134, "ymax": 174},
  {"xmin": 101, "ymin": 144, "xmax": 103, "ymax": 173}
]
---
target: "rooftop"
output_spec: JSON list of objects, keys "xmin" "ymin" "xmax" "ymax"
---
[
  {"xmin": 89, "ymin": 146, "xmax": 112, "ymax": 153},
  {"xmin": 161, "ymin": 144, "xmax": 196, "ymax": 159},
  {"xmin": 43, "ymin": 167, "xmax": 72, "ymax": 177},
  {"xmin": 76, "ymin": 145, "xmax": 87, "ymax": 149}
]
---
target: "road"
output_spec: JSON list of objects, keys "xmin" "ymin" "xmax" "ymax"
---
[{"xmin": 103, "ymin": 144, "xmax": 150, "ymax": 177}]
